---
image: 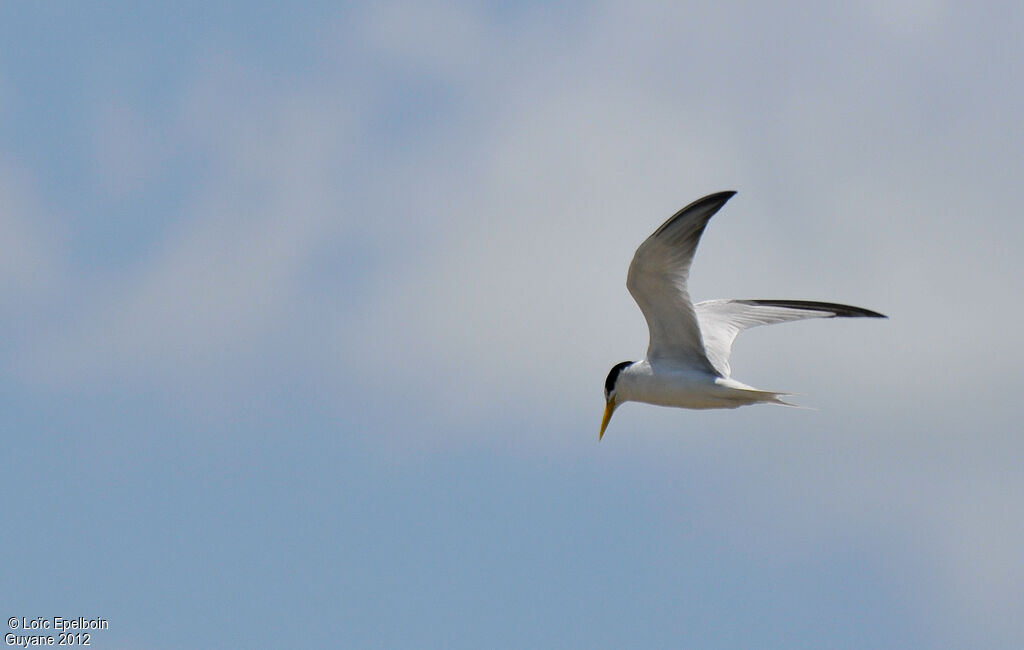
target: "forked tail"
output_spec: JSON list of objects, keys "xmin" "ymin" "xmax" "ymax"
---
[
  {"xmin": 737, "ymin": 385, "xmax": 806, "ymax": 409},
  {"xmin": 765, "ymin": 391, "xmax": 814, "ymax": 410}
]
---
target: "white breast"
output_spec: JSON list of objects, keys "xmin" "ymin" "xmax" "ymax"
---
[{"xmin": 617, "ymin": 361, "xmax": 768, "ymax": 410}]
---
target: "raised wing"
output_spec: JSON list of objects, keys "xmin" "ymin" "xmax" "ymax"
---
[
  {"xmin": 626, "ymin": 191, "xmax": 735, "ymax": 370},
  {"xmin": 695, "ymin": 299, "xmax": 887, "ymax": 377}
]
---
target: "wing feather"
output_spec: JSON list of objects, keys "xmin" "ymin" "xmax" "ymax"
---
[
  {"xmin": 695, "ymin": 299, "xmax": 887, "ymax": 376},
  {"xmin": 626, "ymin": 191, "xmax": 736, "ymax": 371}
]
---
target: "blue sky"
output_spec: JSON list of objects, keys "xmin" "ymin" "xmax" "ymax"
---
[{"xmin": 2, "ymin": 1, "xmax": 1023, "ymax": 648}]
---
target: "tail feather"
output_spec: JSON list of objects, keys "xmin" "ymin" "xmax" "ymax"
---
[
  {"xmin": 766, "ymin": 392, "xmax": 815, "ymax": 410},
  {"xmin": 736, "ymin": 386, "xmax": 808, "ymax": 409}
]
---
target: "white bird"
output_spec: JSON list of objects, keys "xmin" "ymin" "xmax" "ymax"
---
[{"xmin": 600, "ymin": 191, "xmax": 885, "ymax": 440}]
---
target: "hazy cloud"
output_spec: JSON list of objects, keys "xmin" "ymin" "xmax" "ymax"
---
[{"xmin": 5, "ymin": 4, "xmax": 1023, "ymax": 645}]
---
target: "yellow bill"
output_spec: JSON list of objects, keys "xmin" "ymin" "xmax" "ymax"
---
[{"xmin": 599, "ymin": 397, "xmax": 618, "ymax": 441}]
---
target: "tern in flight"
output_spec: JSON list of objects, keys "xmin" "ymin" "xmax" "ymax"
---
[{"xmin": 600, "ymin": 191, "xmax": 886, "ymax": 440}]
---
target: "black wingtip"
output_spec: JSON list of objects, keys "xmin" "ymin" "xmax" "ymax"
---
[
  {"xmin": 702, "ymin": 190, "xmax": 737, "ymax": 205},
  {"xmin": 686, "ymin": 191, "xmax": 737, "ymax": 216},
  {"xmin": 736, "ymin": 299, "xmax": 887, "ymax": 319},
  {"xmin": 652, "ymin": 191, "xmax": 738, "ymax": 238}
]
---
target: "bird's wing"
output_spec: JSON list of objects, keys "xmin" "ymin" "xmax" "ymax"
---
[
  {"xmin": 695, "ymin": 299, "xmax": 887, "ymax": 377},
  {"xmin": 626, "ymin": 191, "xmax": 735, "ymax": 371}
]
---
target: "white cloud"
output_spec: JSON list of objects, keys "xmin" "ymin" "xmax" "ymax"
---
[
  {"xmin": 7, "ymin": 1, "xmax": 1024, "ymax": 644},
  {"xmin": 862, "ymin": 0, "xmax": 948, "ymax": 38},
  {"xmin": 91, "ymin": 99, "xmax": 165, "ymax": 199},
  {"xmin": 355, "ymin": 0, "xmax": 490, "ymax": 82},
  {"xmin": 0, "ymin": 157, "xmax": 60, "ymax": 314},
  {"xmin": 23, "ymin": 59, "xmax": 364, "ymax": 388},
  {"xmin": 334, "ymin": 0, "xmax": 1024, "ymax": 426},
  {"xmin": 344, "ymin": 87, "xmax": 747, "ymax": 418},
  {"xmin": 22, "ymin": 0, "xmax": 1021, "ymax": 420}
]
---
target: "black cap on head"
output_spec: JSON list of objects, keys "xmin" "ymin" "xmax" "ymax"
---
[{"xmin": 604, "ymin": 361, "xmax": 633, "ymax": 397}]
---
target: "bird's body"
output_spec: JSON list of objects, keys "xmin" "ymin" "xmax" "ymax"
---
[
  {"xmin": 613, "ymin": 361, "xmax": 781, "ymax": 410},
  {"xmin": 600, "ymin": 191, "xmax": 885, "ymax": 439}
]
